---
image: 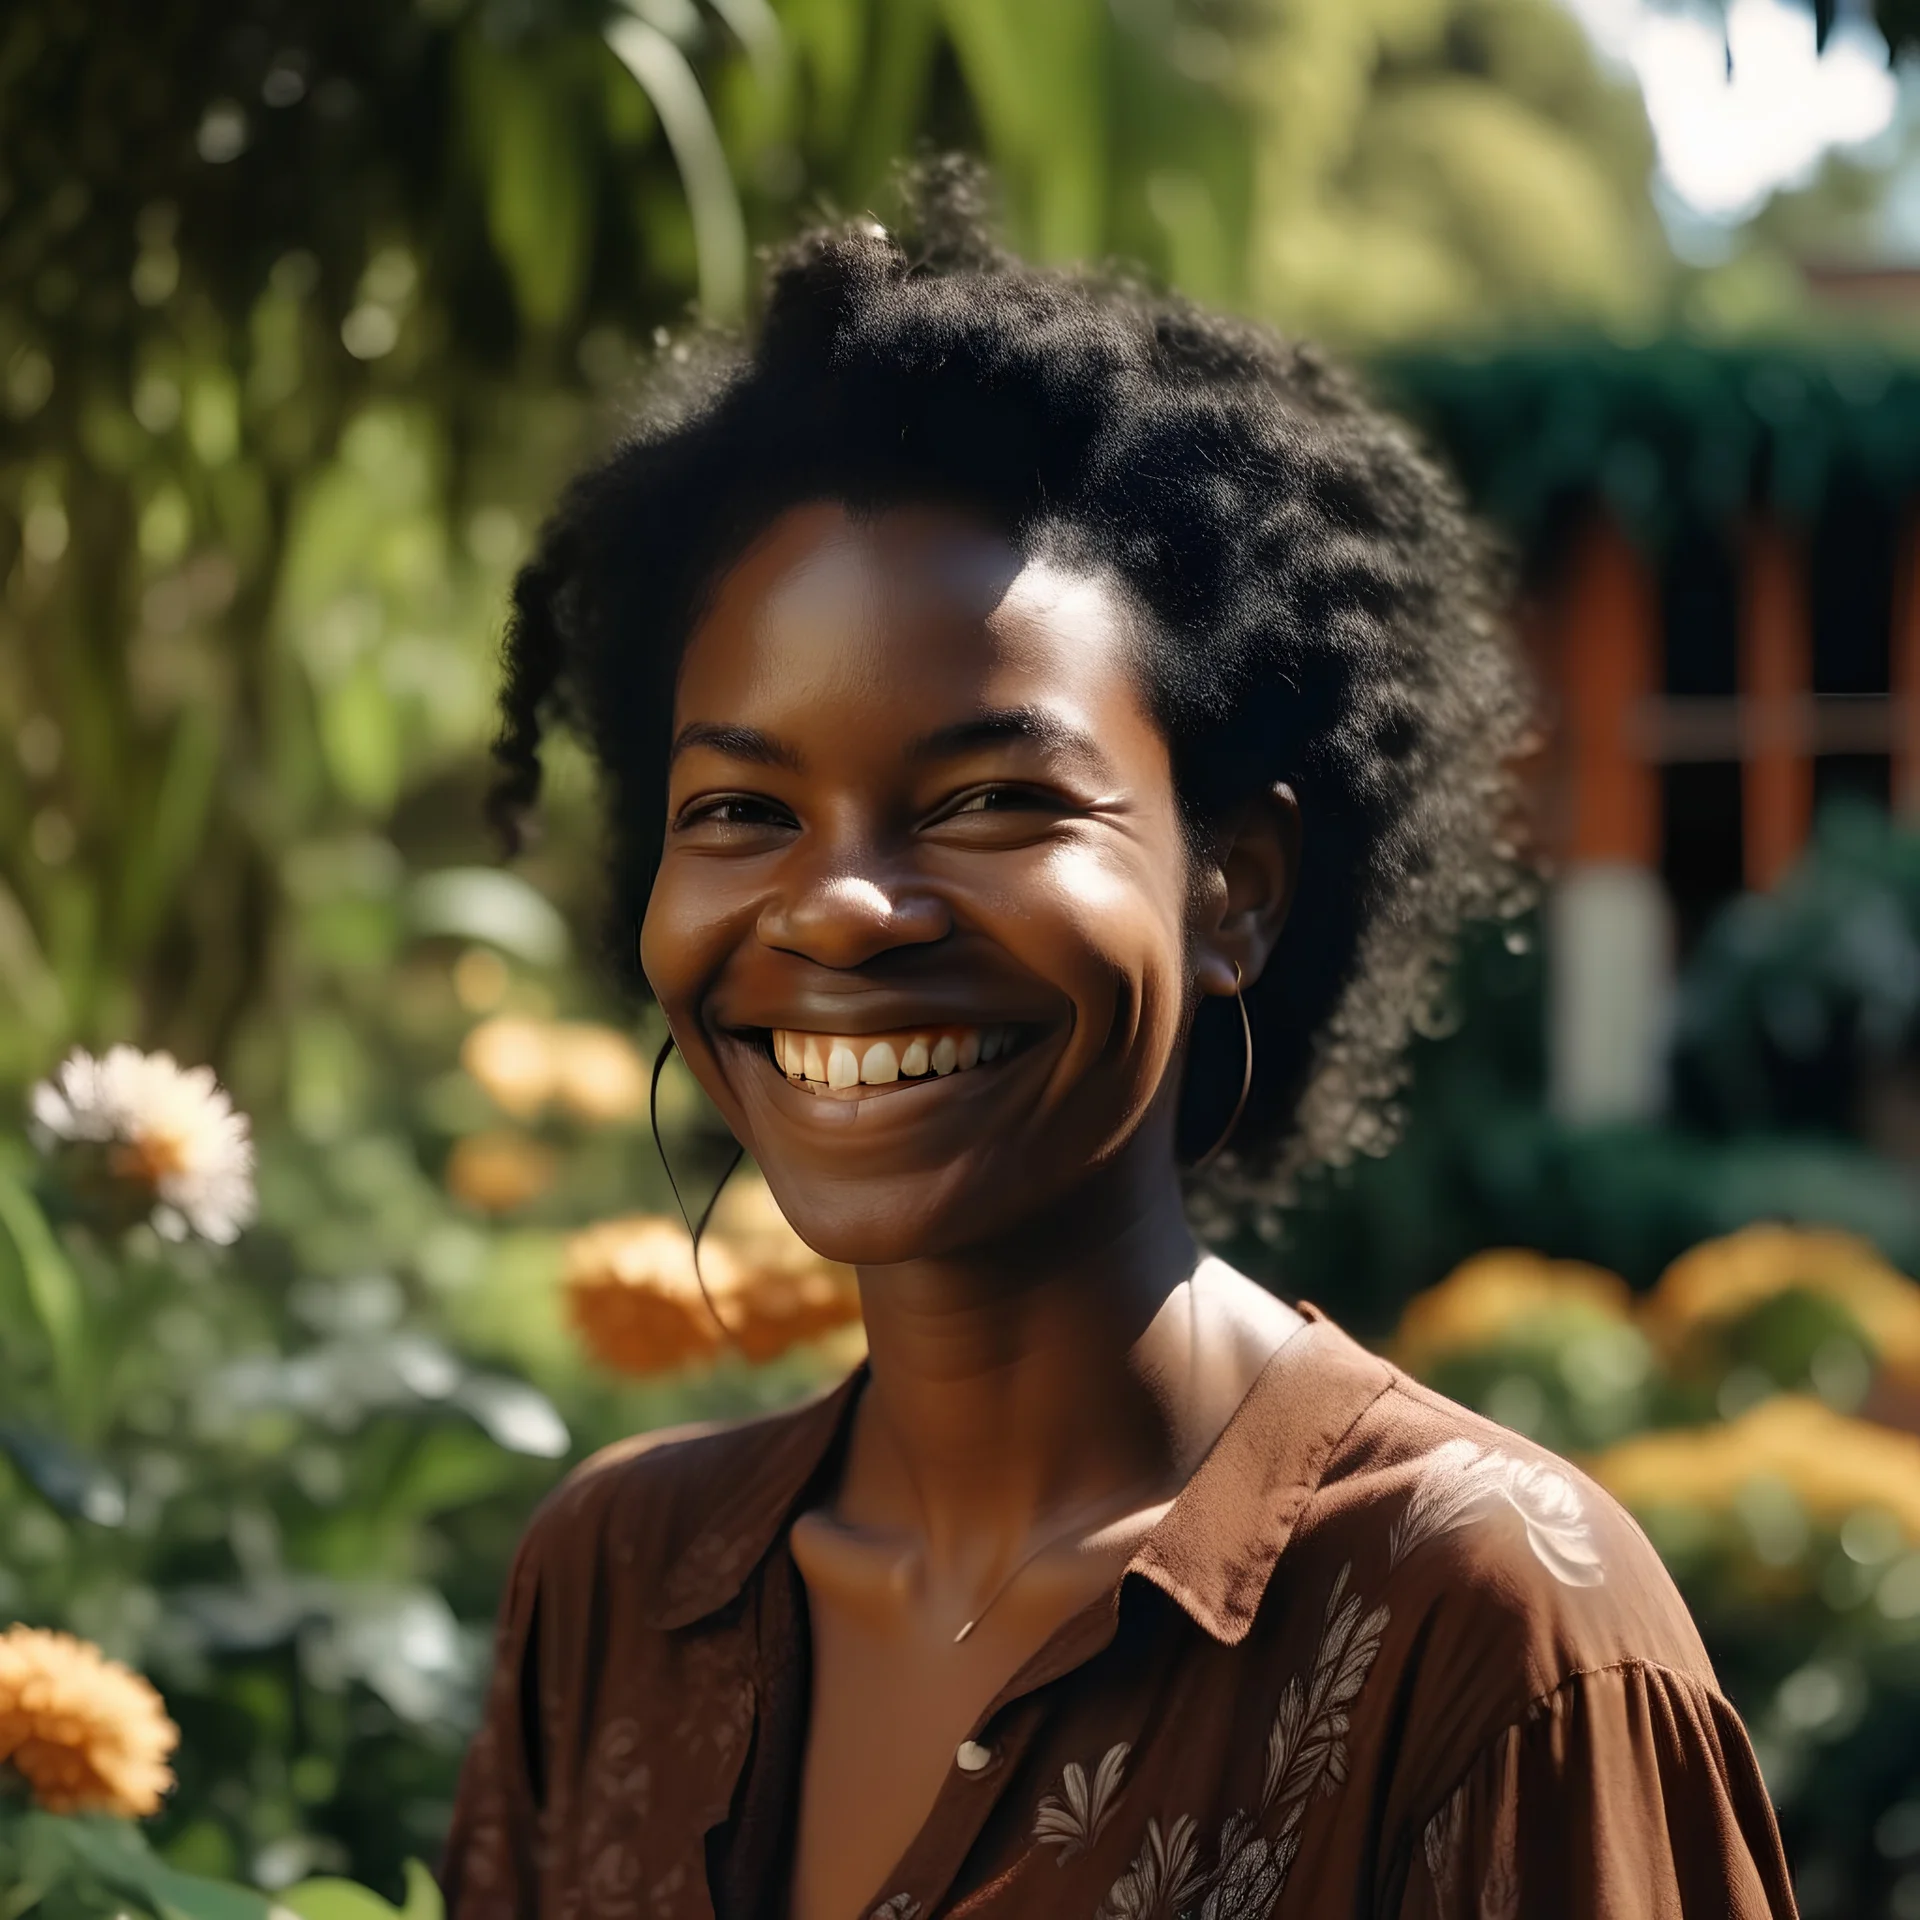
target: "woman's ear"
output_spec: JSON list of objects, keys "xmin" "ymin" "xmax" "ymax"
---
[{"xmin": 1194, "ymin": 782, "xmax": 1300, "ymax": 997}]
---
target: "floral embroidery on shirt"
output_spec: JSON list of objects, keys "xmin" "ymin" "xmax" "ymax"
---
[
  {"xmin": 1098, "ymin": 1815, "xmax": 1204, "ymax": 1919},
  {"xmin": 1389, "ymin": 1439, "xmax": 1604, "ymax": 1587},
  {"xmin": 1036, "ymin": 1742, "xmax": 1131, "ymax": 1861},
  {"xmin": 1096, "ymin": 1564, "xmax": 1389, "ymax": 1920}
]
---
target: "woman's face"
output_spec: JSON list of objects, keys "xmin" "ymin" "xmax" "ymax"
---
[{"xmin": 641, "ymin": 501, "xmax": 1222, "ymax": 1267}]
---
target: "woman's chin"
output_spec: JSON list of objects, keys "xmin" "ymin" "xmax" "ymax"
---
[
  {"xmin": 764, "ymin": 1182, "xmax": 975, "ymax": 1274},
  {"xmin": 756, "ymin": 1164, "xmax": 1005, "ymax": 1271}
]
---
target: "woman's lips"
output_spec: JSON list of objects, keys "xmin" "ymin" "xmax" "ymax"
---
[{"xmin": 767, "ymin": 1022, "xmax": 1023, "ymax": 1091}]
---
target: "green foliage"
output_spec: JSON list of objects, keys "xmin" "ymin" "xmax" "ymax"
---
[
  {"xmin": 1378, "ymin": 338, "xmax": 1920, "ymax": 549},
  {"xmin": 1268, "ymin": 814, "xmax": 1920, "ymax": 1339},
  {"xmin": 277, "ymin": 1860, "xmax": 443, "ymax": 1920},
  {"xmin": 0, "ymin": 1799, "xmax": 446, "ymax": 1919},
  {"xmin": 1238, "ymin": 0, "xmax": 1670, "ymax": 342},
  {"xmin": 0, "ymin": 1805, "xmax": 271, "ymax": 1920},
  {"xmin": 1673, "ymin": 802, "xmax": 1920, "ymax": 1138}
]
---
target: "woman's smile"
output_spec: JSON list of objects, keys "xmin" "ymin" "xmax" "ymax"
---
[
  {"xmin": 722, "ymin": 1017, "xmax": 1061, "ymax": 1122},
  {"xmin": 762, "ymin": 1022, "xmax": 1037, "ymax": 1092}
]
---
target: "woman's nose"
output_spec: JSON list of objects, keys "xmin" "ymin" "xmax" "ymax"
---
[{"xmin": 757, "ymin": 857, "xmax": 950, "ymax": 969}]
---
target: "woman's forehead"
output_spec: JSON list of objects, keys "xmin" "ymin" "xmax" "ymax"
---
[{"xmin": 675, "ymin": 501, "xmax": 1148, "ymax": 730}]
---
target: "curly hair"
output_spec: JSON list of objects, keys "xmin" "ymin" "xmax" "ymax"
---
[{"xmin": 490, "ymin": 164, "xmax": 1531, "ymax": 1199}]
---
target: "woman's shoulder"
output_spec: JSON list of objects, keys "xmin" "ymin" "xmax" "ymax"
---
[
  {"xmin": 509, "ymin": 1368, "xmax": 860, "ymax": 1619},
  {"xmin": 1272, "ymin": 1346, "xmax": 1783, "ymax": 1873},
  {"xmin": 1302, "ymin": 1340, "xmax": 1716, "ymax": 1697}
]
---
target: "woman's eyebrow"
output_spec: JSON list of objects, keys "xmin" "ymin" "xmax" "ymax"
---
[
  {"xmin": 906, "ymin": 707, "xmax": 1113, "ymax": 779},
  {"xmin": 669, "ymin": 721, "xmax": 804, "ymax": 770}
]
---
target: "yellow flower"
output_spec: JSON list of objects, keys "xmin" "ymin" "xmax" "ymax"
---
[
  {"xmin": 1643, "ymin": 1225, "xmax": 1920, "ymax": 1383},
  {"xmin": 445, "ymin": 1130, "xmax": 557, "ymax": 1214},
  {"xmin": 1593, "ymin": 1396, "xmax": 1920, "ymax": 1542},
  {"xmin": 1394, "ymin": 1248, "xmax": 1631, "ymax": 1375},
  {"xmin": 565, "ymin": 1175, "xmax": 861, "ymax": 1376},
  {"xmin": 0, "ymin": 1625, "xmax": 178, "ymax": 1816}
]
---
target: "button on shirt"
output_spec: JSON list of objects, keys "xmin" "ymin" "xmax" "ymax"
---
[{"xmin": 439, "ymin": 1312, "xmax": 1797, "ymax": 1919}]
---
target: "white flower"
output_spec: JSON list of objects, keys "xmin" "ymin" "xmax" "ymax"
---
[{"xmin": 31, "ymin": 1045, "xmax": 257, "ymax": 1244}]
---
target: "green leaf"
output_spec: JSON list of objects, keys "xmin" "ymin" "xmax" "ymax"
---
[
  {"xmin": 938, "ymin": 0, "xmax": 1107, "ymax": 259},
  {"xmin": 276, "ymin": 1861, "xmax": 441, "ymax": 1920},
  {"xmin": 397, "ymin": 1861, "xmax": 444, "ymax": 1920},
  {"xmin": 120, "ymin": 703, "xmax": 224, "ymax": 954},
  {"xmin": 0, "ymin": 1169, "xmax": 86, "ymax": 1407},
  {"xmin": 837, "ymin": 0, "xmax": 938, "ymax": 201},
  {"xmin": 50, "ymin": 1814, "xmax": 272, "ymax": 1920},
  {"xmin": 156, "ymin": 1893, "xmax": 267, "ymax": 1920},
  {"xmin": 318, "ymin": 661, "xmax": 403, "ymax": 814},
  {"xmin": 0, "ymin": 1422, "xmax": 124, "ymax": 1525},
  {"xmin": 375, "ymin": 1420, "xmax": 520, "ymax": 1521},
  {"xmin": 275, "ymin": 1880, "xmax": 400, "ymax": 1920},
  {"xmin": 605, "ymin": 13, "xmax": 747, "ymax": 322},
  {"xmin": 458, "ymin": 32, "xmax": 595, "ymax": 335}
]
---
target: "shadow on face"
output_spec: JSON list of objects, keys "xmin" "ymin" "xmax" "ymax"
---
[{"xmin": 639, "ymin": 501, "xmax": 1206, "ymax": 1268}]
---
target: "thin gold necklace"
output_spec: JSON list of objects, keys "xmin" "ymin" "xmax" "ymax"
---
[{"xmin": 948, "ymin": 1479, "xmax": 1172, "ymax": 1645}]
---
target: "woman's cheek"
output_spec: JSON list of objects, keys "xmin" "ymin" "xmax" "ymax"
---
[{"xmin": 638, "ymin": 870, "xmax": 729, "ymax": 1056}]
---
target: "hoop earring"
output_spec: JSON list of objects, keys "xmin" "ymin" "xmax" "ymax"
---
[
  {"xmin": 1187, "ymin": 965, "xmax": 1252, "ymax": 1175},
  {"xmin": 649, "ymin": 1031, "xmax": 745, "ymax": 1350}
]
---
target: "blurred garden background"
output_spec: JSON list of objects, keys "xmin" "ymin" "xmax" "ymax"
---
[{"xmin": 9, "ymin": 0, "xmax": 1920, "ymax": 1912}]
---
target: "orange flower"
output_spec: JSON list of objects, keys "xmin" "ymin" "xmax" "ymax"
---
[
  {"xmin": 1394, "ymin": 1248, "xmax": 1631, "ymax": 1375},
  {"xmin": 445, "ymin": 1130, "xmax": 557, "ymax": 1213},
  {"xmin": 0, "ymin": 1625, "xmax": 178, "ymax": 1816},
  {"xmin": 1593, "ymin": 1396, "xmax": 1920, "ymax": 1542},
  {"xmin": 461, "ymin": 1016, "xmax": 650, "ymax": 1125},
  {"xmin": 565, "ymin": 1216, "xmax": 735, "ymax": 1373},
  {"xmin": 566, "ymin": 1176, "xmax": 861, "ymax": 1375},
  {"xmin": 1643, "ymin": 1225, "xmax": 1920, "ymax": 1383},
  {"xmin": 549, "ymin": 1024, "xmax": 649, "ymax": 1124}
]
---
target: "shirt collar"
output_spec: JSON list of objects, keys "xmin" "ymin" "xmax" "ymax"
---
[
  {"xmin": 645, "ymin": 1308, "xmax": 1392, "ymax": 1644},
  {"xmin": 645, "ymin": 1364, "xmax": 867, "ymax": 1630},
  {"xmin": 1124, "ymin": 1311, "xmax": 1393, "ymax": 1644}
]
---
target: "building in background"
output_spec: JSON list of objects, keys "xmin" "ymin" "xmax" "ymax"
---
[{"xmin": 1387, "ymin": 343, "xmax": 1920, "ymax": 1120}]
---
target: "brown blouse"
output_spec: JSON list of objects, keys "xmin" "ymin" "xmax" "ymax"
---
[{"xmin": 440, "ymin": 1311, "xmax": 1799, "ymax": 1919}]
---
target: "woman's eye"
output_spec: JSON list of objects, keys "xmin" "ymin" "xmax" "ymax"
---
[
  {"xmin": 944, "ymin": 785, "xmax": 1049, "ymax": 817},
  {"xmin": 673, "ymin": 794, "xmax": 796, "ymax": 833}
]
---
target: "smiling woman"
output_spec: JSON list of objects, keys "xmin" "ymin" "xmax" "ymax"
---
[{"xmin": 443, "ymin": 166, "xmax": 1796, "ymax": 1920}]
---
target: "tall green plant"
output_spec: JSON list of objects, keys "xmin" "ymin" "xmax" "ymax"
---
[{"xmin": 0, "ymin": 0, "xmax": 1276, "ymax": 1107}]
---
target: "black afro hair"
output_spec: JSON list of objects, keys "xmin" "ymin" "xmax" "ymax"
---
[{"xmin": 490, "ymin": 161, "xmax": 1533, "ymax": 1204}]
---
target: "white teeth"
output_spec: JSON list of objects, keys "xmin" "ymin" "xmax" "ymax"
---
[{"xmin": 771, "ymin": 1025, "xmax": 1015, "ymax": 1087}]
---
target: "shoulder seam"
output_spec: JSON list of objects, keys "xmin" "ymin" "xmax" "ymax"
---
[{"xmin": 1398, "ymin": 1655, "xmax": 1738, "ymax": 1850}]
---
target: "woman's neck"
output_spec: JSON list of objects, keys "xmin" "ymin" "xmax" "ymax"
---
[{"xmin": 841, "ymin": 1129, "xmax": 1274, "ymax": 1569}]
